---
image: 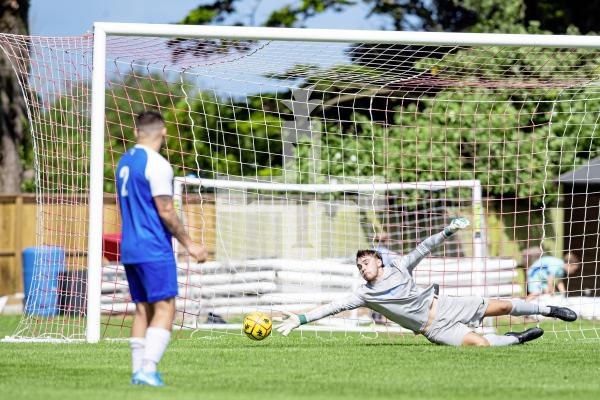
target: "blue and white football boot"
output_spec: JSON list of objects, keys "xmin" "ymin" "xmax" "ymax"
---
[{"xmin": 131, "ymin": 370, "xmax": 165, "ymax": 387}]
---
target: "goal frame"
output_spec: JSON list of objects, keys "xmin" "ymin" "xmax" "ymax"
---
[
  {"xmin": 172, "ymin": 176, "xmax": 487, "ymax": 258},
  {"xmin": 87, "ymin": 22, "xmax": 600, "ymax": 343}
]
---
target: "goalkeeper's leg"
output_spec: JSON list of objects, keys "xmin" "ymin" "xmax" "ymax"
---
[
  {"xmin": 467, "ymin": 328, "xmax": 544, "ymax": 346},
  {"xmin": 427, "ymin": 324, "xmax": 543, "ymax": 346},
  {"xmin": 426, "ymin": 323, "xmax": 537, "ymax": 346},
  {"xmin": 485, "ymin": 299, "xmax": 577, "ymax": 322},
  {"xmin": 461, "ymin": 331, "xmax": 524, "ymax": 346}
]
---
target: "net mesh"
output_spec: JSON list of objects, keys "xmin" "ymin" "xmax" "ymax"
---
[{"xmin": 1, "ymin": 30, "xmax": 599, "ymax": 340}]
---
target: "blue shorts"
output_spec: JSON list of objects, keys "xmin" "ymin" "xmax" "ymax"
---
[{"xmin": 124, "ymin": 260, "xmax": 178, "ymax": 303}]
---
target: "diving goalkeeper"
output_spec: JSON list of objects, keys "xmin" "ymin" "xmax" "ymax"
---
[{"xmin": 276, "ymin": 218, "xmax": 577, "ymax": 346}]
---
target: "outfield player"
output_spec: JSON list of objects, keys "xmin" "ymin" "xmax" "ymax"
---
[
  {"xmin": 276, "ymin": 218, "xmax": 577, "ymax": 346},
  {"xmin": 116, "ymin": 111, "xmax": 208, "ymax": 386},
  {"xmin": 526, "ymin": 252, "xmax": 580, "ymax": 300}
]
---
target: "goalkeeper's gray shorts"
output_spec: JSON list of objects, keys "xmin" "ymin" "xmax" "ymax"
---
[{"xmin": 423, "ymin": 295, "xmax": 489, "ymax": 346}]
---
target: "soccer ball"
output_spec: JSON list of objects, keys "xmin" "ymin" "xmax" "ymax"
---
[{"xmin": 243, "ymin": 311, "xmax": 272, "ymax": 341}]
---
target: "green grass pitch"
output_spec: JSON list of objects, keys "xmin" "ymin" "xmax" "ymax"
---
[{"xmin": 1, "ymin": 315, "xmax": 599, "ymax": 400}]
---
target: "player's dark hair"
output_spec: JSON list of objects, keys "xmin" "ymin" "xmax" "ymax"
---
[
  {"xmin": 356, "ymin": 249, "xmax": 382, "ymax": 262},
  {"xmin": 136, "ymin": 110, "xmax": 165, "ymax": 136},
  {"xmin": 563, "ymin": 252, "xmax": 580, "ymax": 265}
]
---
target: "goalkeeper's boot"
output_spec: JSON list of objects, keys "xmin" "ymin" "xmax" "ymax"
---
[
  {"xmin": 546, "ymin": 306, "xmax": 578, "ymax": 322},
  {"xmin": 505, "ymin": 327, "xmax": 544, "ymax": 344},
  {"xmin": 131, "ymin": 370, "xmax": 165, "ymax": 387}
]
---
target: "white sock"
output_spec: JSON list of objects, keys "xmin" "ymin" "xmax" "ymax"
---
[
  {"xmin": 129, "ymin": 337, "xmax": 145, "ymax": 373},
  {"xmin": 484, "ymin": 334, "xmax": 519, "ymax": 346},
  {"xmin": 540, "ymin": 306, "xmax": 551, "ymax": 316},
  {"xmin": 142, "ymin": 327, "xmax": 171, "ymax": 373},
  {"xmin": 509, "ymin": 299, "xmax": 540, "ymax": 316}
]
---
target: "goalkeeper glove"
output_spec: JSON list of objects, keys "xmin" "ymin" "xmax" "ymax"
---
[
  {"xmin": 274, "ymin": 311, "xmax": 306, "ymax": 336},
  {"xmin": 444, "ymin": 217, "xmax": 470, "ymax": 237}
]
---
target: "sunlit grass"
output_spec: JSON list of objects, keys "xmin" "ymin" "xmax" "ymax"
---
[{"xmin": 1, "ymin": 315, "xmax": 599, "ymax": 400}]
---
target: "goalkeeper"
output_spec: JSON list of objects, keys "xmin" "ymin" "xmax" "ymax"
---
[{"xmin": 276, "ymin": 218, "xmax": 577, "ymax": 346}]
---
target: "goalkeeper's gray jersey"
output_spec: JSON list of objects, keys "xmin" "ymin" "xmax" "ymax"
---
[{"xmin": 305, "ymin": 232, "xmax": 446, "ymax": 333}]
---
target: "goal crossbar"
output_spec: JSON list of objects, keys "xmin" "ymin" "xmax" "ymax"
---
[
  {"xmin": 94, "ymin": 22, "xmax": 600, "ymax": 48},
  {"xmin": 174, "ymin": 177, "xmax": 482, "ymax": 193}
]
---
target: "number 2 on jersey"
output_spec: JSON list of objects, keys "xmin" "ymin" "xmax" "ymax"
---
[{"xmin": 119, "ymin": 166, "xmax": 130, "ymax": 197}]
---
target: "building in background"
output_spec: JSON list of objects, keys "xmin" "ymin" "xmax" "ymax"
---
[{"xmin": 559, "ymin": 156, "xmax": 600, "ymax": 296}]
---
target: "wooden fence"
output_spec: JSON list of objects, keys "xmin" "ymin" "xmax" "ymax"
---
[
  {"xmin": 0, "ymin": 195, "xmax": 34, "ymax": 295},
  {"xmin": 0, "ymin": 195, "xmax": 118, "ymax": 295},
  {"xmin": 0, "ymin": 194, "xmax": 217, "ymax": 296}
]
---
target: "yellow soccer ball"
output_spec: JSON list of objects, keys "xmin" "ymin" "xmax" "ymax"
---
[{"xmin": 243, "ymin": 311, "xmax": 272, "ymax": 341}]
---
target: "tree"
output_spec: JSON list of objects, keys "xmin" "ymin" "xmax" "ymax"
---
[
  {"xmin": 524, "ymin": 0, "xmax": 600, "ymax": 34},
  {"xmin": 180, "ymin": 0, "xmax": 480, "ymax": 30},
  {"xmin": 181, "ymin": 0, "xmax": 487, "ymax": 30},
  {"xmin": 174, "ymin": 0, "xmax": 600, "ymax": 200},
  {"xmin": 45, "ymin": 72, "xmax": 285, "ymax": 193},
  {"xmin": 0, "ymin": 0, "xmax": 29, "ymax": 193},
  {"xmin": 181, "ymin": 0, "xmax": 600, "ymax": 34}
]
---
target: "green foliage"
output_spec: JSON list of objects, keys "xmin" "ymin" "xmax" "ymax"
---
[
  {"xmin": 40, "ymin": 55, "xmax": 599, "ymax": 204},
  {"xmin": 181, "ymin": 0, "xmax": 356, "ymax": 28},
  {"xmin": 43, "ymin": 74, "xmax": 285, "ymax": 193},
  {"xmin": 264, "ymin": 6, "xmax": 298, "ymax": 28},
  {"xmin": 18, "ymin": 113, "xmax": 34, "ymax": 192},
  {"xmin": 486, "ymin": 210, "xmax": 522, "ymax": 259},
  {"xmin": 36, "ymin": 1, "xmax": 600, "ymax": 203},
  {"xmin": 290, "ymin": 81, "xmax": 599, "ymax": 202},
  {"xmin": 181, "ymin": 7, "xmax": 219, "ymax": 25},
  {"xmin": 264, "ymin": 0, "xmax": 355, "ymax": 27},
  {"xmin": 180, "ymin": 0, "xmax": 600, "ymax": 34},
  {"xmin": 180, "ymin": 0, "xmax": 238, "ymax": 25},
  {"xmin": 102, "ymin": 76, "xmax": 285, "ymax": 192},
  {"xmin": 523, "ymin": 0, "xmax": 600, "ymax": 34},
  {"xmin": 458, "ymin": 0, "xmax": 526, "ymax": 33}
]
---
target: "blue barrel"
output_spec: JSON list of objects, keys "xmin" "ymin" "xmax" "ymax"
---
[{"xmin": 22, "ymin": 246, "xmax": 65, "ymax": 316}]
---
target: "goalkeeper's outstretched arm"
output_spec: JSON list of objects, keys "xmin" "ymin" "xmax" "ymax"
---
[
  {"xmin": 399, "ymin": 218, "xmax": 470, "ymax": 275},
  {"xmin": 275, "ymin": 293, "xmax": 364, "ymax": 336}
]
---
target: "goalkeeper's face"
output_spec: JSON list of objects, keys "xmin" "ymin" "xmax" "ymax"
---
[{"xmin": 356, "ymin": 254, "xmax": 383, "ymax": 282}]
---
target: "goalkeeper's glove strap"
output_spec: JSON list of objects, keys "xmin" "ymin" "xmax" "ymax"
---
[
  {"xmin": 443, "ymin": 227, "xmax": 455, "ymax": 238},
  {"xmin": 299, "ymin": 314, "xmax": 308, "ymax": 325}
]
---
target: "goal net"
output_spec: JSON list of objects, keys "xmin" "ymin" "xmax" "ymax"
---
[
  {"xmin": 169, "ymin": 177, "xmax": 520, "ymax": 333},
  {"xmin": 1, "ymin": 25, "xmax": 599, "ymax": 341}
]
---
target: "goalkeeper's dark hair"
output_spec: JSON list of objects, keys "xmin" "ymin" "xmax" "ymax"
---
[
  {"xmin": 136, "ymin": 110, "xmax": 165, "ymax": 137},
  {"xmin": 356, "ymin": 249, "xmax": 382, "ymax": 262}
]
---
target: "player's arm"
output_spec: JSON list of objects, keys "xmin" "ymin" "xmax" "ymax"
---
[
  {"xmin": 556, "ymin": 279, "xmax": 567, "ymax": 294},
  {"xmin": 146, "ymin": 155, "xmax": 207, "ymax": 263},
  {"xmin": 154, "ymin": 196, "xmax": 207, "ymax": 263},
  {"xmin": 546, "ymin": 274, "xmax": 556, "ymax": 295},
  {"xmin": 400, "ymin": 218, "xmax": 470, "ymax": 275},
  {"xmin": 275, "ymin": 293, "xmax": 364, "ymax": 336}
]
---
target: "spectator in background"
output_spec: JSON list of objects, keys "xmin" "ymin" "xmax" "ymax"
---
[{"xmin": 524, "ymin": 250, "xmax": 580, "ymax": 300}]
